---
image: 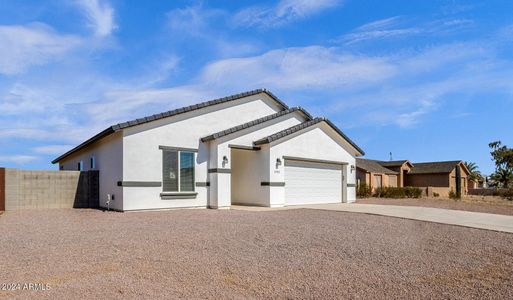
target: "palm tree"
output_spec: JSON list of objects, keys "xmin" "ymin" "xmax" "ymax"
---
[
  {"xmin": 491, "ymin": 168, "xmax": 513, "ymax": 188},
  {"xmin": 465, "ymin": 161, "xmax": 483, "ymax": 182}
]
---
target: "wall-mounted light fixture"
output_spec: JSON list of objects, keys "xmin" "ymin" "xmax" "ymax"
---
[
  {"xmin": 222, "ymin": 155, "xmax": 229, "ymax": 167},
  {"xmin": 350, "ymin": 165, "xmax": 355, "ymax": 173},
  {"xmin": 276, "ymin": 158, "xmax": 282, "ymax": 169}
]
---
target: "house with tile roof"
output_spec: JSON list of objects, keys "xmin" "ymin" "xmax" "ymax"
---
[
  {"xmin": 356, "ymin": 158, "xmax": 469, "ymax": 197},
  {"xmin": 53, "ymin": 89, "xmax": 364, "ymax": 211}
]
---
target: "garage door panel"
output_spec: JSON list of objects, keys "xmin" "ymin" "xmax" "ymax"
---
[{"xmin": 285, "ymin": 159, "xmax": 342, "ymax": 205}]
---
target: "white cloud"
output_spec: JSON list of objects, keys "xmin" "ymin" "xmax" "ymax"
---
[
  {"xmin": 233, "ymin": 0, "xmax": 342, "ymax": 28},
  {"xmin": 33, "ymin": 145, "xmax": 74, "ymax": 155},
  {"xmin": 0, "ymin": 155, "xmax": 38, "ymax": 165},
  {"xmin": 199, "ymin": 46, "xmax": 396, "ymax": 90},
  {"xmin": 339, "ymin": 16, "xmax": 474, "ymax": 45},
  {"xmin": 0, "ymin": 23, "xmax": 81, "ymax": 75},
  {"xmin": 395, "ymin": 100, "xmax": 435, "ymax": 128},
  {"xmin": 76, "ymin": 0, "xmax": 117, "ymax": 37}
]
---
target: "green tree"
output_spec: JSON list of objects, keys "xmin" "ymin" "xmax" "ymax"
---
[
  {"xmin": 489, "ymin": 141, "xmax": 513, "ymax": 188},
  {"xmin": 464, "ymin": 161, "xmax": 483, "ymax": 182}
]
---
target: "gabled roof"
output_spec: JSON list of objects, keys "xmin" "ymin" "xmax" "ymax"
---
[
  {"xmin": 200, "ymin": 107, "xmax": 312, "ymax": 142},
  {"xmin": 52, "ymin": 89, "xmax": 288, "ymax": 164},
  {"xmin": 356, "ymin": 158, "xmax": 398, "ymax": 174},
  {"xmin": 408, "ymin": 160, "xmax": 467, "ymax": 175},
  {"xmin": 379, "ymin": 160, "xmax": 413, "ymax": 168},
  {"xmin": 253, "ymin": 117, "xmax": 365, "ymax": 156}
]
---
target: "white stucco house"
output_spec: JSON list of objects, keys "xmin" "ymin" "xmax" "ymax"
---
[{"xmin": 53, "ymin": 89, "xmax": 365, "ymax": 211}]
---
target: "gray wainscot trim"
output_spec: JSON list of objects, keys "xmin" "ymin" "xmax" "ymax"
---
[
  {"xmin": 283, "ymin": 156, "xmax": 348, "ymax": 166},
  {"xmin": 208, "ymin": 168, "xmax": 231, "ymax": 174},
  {"xmin": 160, "ymin": 192, "xmax": 198, "ymax": 200},
  {"xmin": 158, "ymin": 145, "xmax": 198, "ymax": 153},
  {"xmin": 195, "ymin": 182, "xmax": 210, "ymax": 187},
  {"xmin": 118, "ymin": 181, "xmax": 162, "ymax": 187},
  {"xmin": 347, "ymin": 183, "xmax": 356, "ymax": 187},
  {"xmin": 228, "ymin": 144, "xmax": 261, "ymax": 151},
  {"xmin": 261, "ymin": 182, "xmax": 286, "ymax": 186}
]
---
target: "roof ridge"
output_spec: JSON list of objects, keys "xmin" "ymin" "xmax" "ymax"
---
[
  {"xmin": 200, "ymin": 107, "xmax": 312, "ymax": 142},
  {"xmin": 52, "ymin": 88, "xmax": 288, "ymax": 164},
  {"xmin": 253, "ymin": 117, "xmax": 365, "ymax": 155}
]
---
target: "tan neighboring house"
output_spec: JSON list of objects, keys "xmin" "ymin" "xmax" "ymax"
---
[
  {"xmin": 357, "ymin": 159, "xmax": 470, "ymax": 197},
  {"xmin": 405, "ymin": 161, "xmax": 470, "ymax": 197},
  {"xmin": 356, "ymin": 159, "xmax": 413, "ymax": 190}
]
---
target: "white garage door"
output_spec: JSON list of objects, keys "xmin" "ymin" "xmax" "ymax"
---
[{"xmin": 284, "ymin": 159, "xmax": 343, "ymax": 205}]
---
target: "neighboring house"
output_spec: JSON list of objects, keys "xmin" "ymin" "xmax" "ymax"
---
[
  {"xmin": 405, "ymin": 161, "xmax": 469, "ymax": 197},
  {"xmin": 357, "ymin": 159, "xmax": 469, "ymax": 197},
  {"xmin": 356, "ymin": 159, "xmax": 413, "ymax": 190},
  {"xmin": 53, "ymin": 89, "xmax": 364, "ymax": 211}
]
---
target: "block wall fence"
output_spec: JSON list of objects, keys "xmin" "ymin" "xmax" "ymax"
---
[{"xmin": 0, "ymin": 168, "xmax": 99, "ymax": 211}]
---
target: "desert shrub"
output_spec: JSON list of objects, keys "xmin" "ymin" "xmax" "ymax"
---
[
  {"xmin": 404, "ymin": 186, "xmax": 423, "ymax": 198},
  {"xmin": 501, "ymin": 189, "xmax": 513, "ymax": 200},
  {"xmin": 373, "ymin": 186, "xmax": 422, "ymax": 198},
  {"xmin": 449, "ymin": 190, "xmax": 460, "ymax": 199},
  {"xmin": 357, "ymin": 184, "xmax": 372, "ymax": 198},
  {"xmin": 433, "ymin": 192, "xmax": 440, "ymax": 198}
]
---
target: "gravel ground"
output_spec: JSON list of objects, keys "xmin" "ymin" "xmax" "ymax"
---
[
  {"xmin": 358, "ymin": 197, "xmax": 513, "ymax": 216},
  {"xmin": 1, "ymin": 209, "xmax": 512, "ymax": 299}
]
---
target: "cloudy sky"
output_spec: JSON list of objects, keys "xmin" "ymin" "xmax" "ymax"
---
[{"xmin": 1, "ymin": 0, "xmax": 512, "ymax": 175}]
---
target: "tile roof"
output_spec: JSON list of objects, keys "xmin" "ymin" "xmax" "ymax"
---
[
  {"xmin": 379, "ymin": 160, "xmax": 411, "ymax": 168},
  {"xmin": 253, "ymin": 117, "xmax": 365, "ymax": 156},
  {"xmin": 200, "ymin": 107, "xmax": 312, "ymax": 142},
  {"xmin": 52, "ymin": 89, "xmax": 288, "ymax": 164},
  {"xmin": 408, "ymin": 161, "xmax": 464, "ymax": 174},
  {"xmin": 356, "ymin": 158, "xmax": 399, "ymax": 174}
]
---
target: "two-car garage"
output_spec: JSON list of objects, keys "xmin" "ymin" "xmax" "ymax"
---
[{"xmin": 284, "ymin": 158, "xmax": 346, "ymax": 205}]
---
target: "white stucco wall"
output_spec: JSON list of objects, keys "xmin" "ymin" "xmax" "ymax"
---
[
  {"xmin": 121, "ymin": 94, "xmax": 283, "ymax": 210},
  {"xmin": 268, "ymin": 123, "xmax": 358, "ymax": 204},
  {"xmin": 59, "ymin": 132, "xmax": 124, "ymax": 210}
]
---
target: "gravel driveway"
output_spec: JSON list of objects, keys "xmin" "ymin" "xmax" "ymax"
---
[{"xmin": 1, "ymin": 209, "xmax": 512, "ymax": 299}]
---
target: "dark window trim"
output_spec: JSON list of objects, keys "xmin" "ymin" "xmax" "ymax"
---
[
  {"xmin": 159, "ymin": 145, "xmax": 198, "ymax": 153},
  {"xmin": 118, "ymin": 181, "xmax": 162, "ymax": 187},
  {"xmin": 283, "ymin": 156, "xmax": 348, "ymax": 166},
  {"xmin": 208, "ymin": 168, "xmax": 231, "ymax": 174},
  {"xmin": 228, "ymin": 144, "xmax": 261, "ymax": 151},
  {"xmin": 261, "ymin": 182, "xmax": 286, "ymax": 186},
  {"xmin": 160, "ymin": 192, "xmax": 198, "ymax": 200}
]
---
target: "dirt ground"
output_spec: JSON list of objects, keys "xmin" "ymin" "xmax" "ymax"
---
[
  {"xmin": 357, "ymin": 196, "xmax": 513, "ymax": 216},
  {"xmin": 1, "ymin": 208, "xmax": 512, "ymax": 299}
]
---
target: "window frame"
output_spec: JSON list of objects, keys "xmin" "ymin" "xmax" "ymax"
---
[
  {"xmin": 78, "ymin": 161, "xmax": 84, "ymax": 171},
  {"xmin": 161, "ymin": 148, "xmax": 196, "ymax": 193}
]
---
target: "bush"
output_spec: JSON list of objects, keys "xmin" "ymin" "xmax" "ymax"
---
[
  {"xmin": 357, "ymin": 184, "xmax": 372, "ymax": 198},
  {"xmin": 449, "ymin": 190, "xmax": 460, "ymax": 199},
  {"xmin": 501, "ymin": 189, "xmax": 513, "ymax": 200},
  {"xmin": 373, "ymin": 186, "xmax": 422, "ymax": 198},
  {"xmin": 433, "ymin": 192, "xmax": 440, "ymax": 198}
]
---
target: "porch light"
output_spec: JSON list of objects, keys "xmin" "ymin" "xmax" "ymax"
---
[
  {"xmin": 276, "ymin": 158, "xmax": 282, "ymax": 168},
  {"xmin": 222, "ymin": 155, "xmax": 229, "ymax": 167}
]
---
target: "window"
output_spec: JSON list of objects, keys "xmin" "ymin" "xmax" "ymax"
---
[
  {"xmin": 90, "ymin": 156, "xmax": 96, "ymax": 169},
  {"xmin": 389, "ymin": 175, "xmax": 397, "ymax": 187},
  {"xmin": 374, "ymin": 174, "xmax": 382, "ymax": 188},
  {"xmin": 162, "ymin": 150, "xmax": 195, "ymax": 192},
  {"xmin": 78, "ymin": 161, "xmax": 84, "ymax": 171}
]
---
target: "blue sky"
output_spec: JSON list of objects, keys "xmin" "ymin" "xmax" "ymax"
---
[{"xmin": 1, "ymin": 0, "xmax": 512, "ymax": 175}]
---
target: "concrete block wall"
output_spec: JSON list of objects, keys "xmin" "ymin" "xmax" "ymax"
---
[{"xmin": 1, "ymin": 168, "xmax": 99, "ymax": 211}]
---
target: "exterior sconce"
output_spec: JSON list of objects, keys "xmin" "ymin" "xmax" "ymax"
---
[
  {"xmin": 276, "ymin": 158, "xmax": 282, "ymax": 169},
  {"xmin": 222, "ymin": 156, "xmax": 229, "ymax": 167},
  {"xmin": 350, "ymin": 165, "xmax": 355, "ymax": 173}
]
